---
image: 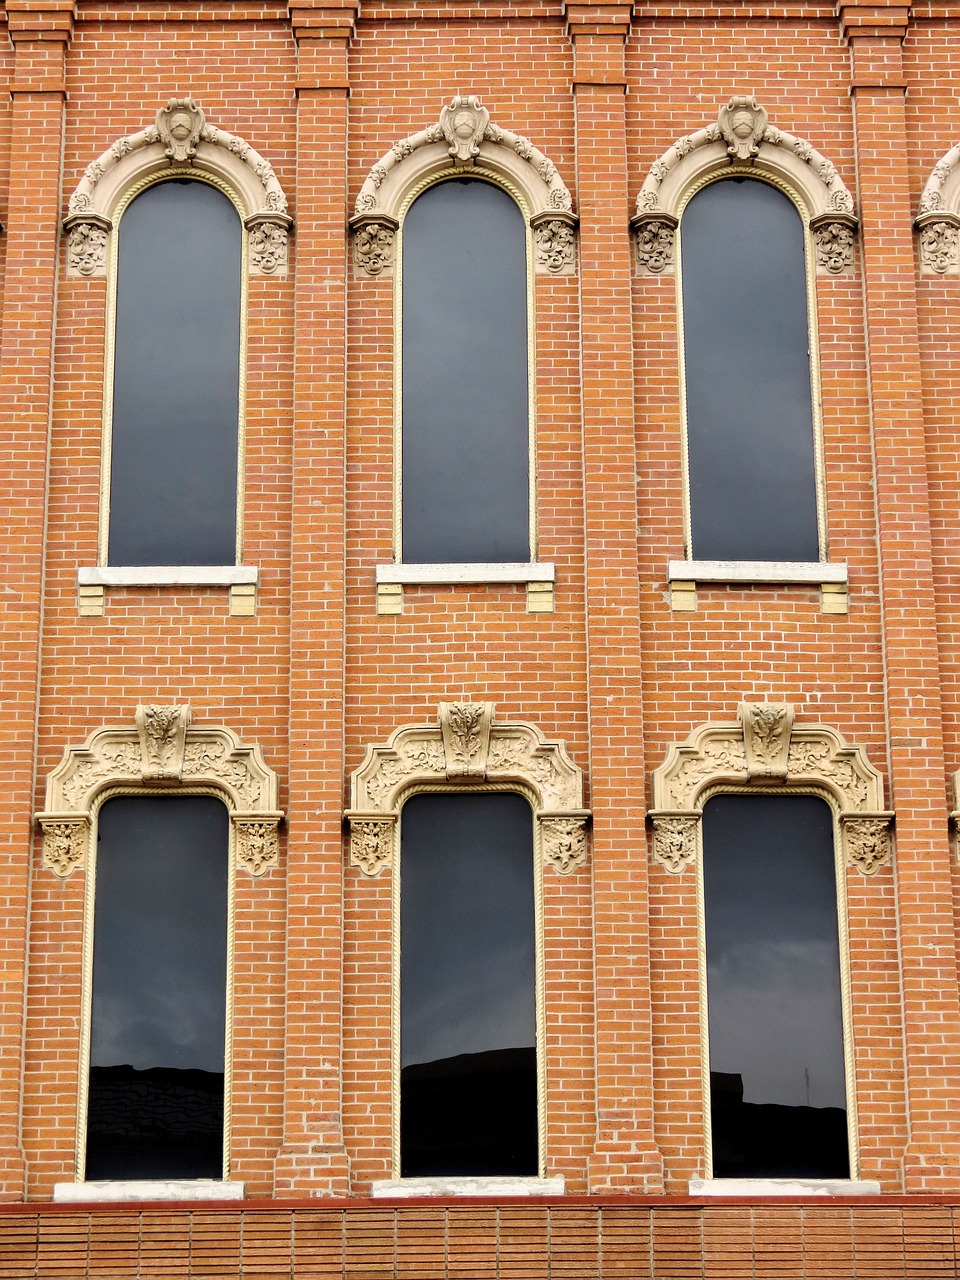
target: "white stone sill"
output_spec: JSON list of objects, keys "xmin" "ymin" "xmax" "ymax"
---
[
  {"xmin": 53, "ymin": 1179, "xmax": 245, "ymax": 1203},
  {"xmin": 376, "ymin": 562, "xmax": 555, "ymax": 586},
  {"xmin": 78, "ymin": 566, "xmax": 258, "ymax": 587},
  {"xmin": 689, "ymin": 1178, "xmax": 880, "ymax": 1197},
  {"xmin": 371, "ymin": 1175, "xmax": 565, "ymax": 1199},
  {"xmin": 668, "ymin": 560, "xmax": 847, "ymax": 585}
]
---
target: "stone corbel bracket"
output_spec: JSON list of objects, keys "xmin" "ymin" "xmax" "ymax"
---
[
  {"xmin": 37, "ymin": 706, "xmax": 284, "ymax": 878},
  {"xmin": 345, "ymin": 703, "xmax": 590, "ymax": 876},
  {"xmin": 632, "ymin": 95, "xmax": 858, "ymax": 276},
  {"xmin": 350, "ymin": 95, "xmax": 578, "ymax": 278},
  {"xmin": 916, "ymin": 142, "xmax": 960, "ymax": 274},
  {"xmin": 648, "ymin": 702, "xmax": 893, "ymax": 875},
  {"xmin": 63, "ymin": 96, "xmax": 293, "ymax": 278}
]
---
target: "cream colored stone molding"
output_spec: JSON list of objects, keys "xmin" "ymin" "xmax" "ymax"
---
[
  {"xmin": 915, "ymin": 143, "xmax": 960, "ymax": 274},
  {"xmin": 350, "ymin": 95, "xmax": 577, "ymax": 278},
  {"xmin": 63, "ymin": 96, "xmax": 292, "ymax": 278},
  {"xmin": 648, "ymin": 702, "xmax": 893, "ymax": 875},
  {"xmin": 37, "ymin": 706, "xmax": 283, "ymax": 878},
  {"xmin": 632, "ymin": 95, "xmax": 858, "ymax": 276},
  {"xmin": 345, "ymin": 703, "xmax": 589, "ymax": 876},
  {"xmin": 374, "ymin": 561, "xmax": 556, "ymax": 615},
  {"xmin": 666, "ymin": 560, "xmax": 849, "ymax": 615},
  {"xmin": 76, "ymin": 565, "xmax": 259, "ymax": 618}
]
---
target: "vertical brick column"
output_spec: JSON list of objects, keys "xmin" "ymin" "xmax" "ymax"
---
[
  {"xmin": 273, "ymin": 0, "xmax": 356, "ymax": 1195},
  {"xmin": 843, "ymin": 0, "xmax": 960, "ymax": 1189},
  {"xmin": 566, "ymin": 1, "xmax": 662, "ymax": 1191},
  {"xmin": 0, "ymin": 0, "xmax": 72, "ymax": 1198}
]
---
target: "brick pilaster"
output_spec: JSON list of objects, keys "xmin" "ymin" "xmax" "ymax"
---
[
  {"xmin": 272, "ymin": 0, "xmax": 357, "ymax": 1195},
  {"xmin": 566, "ymin": 0, "xmax": 662, "ymax": 1192},
  {"xmin": 843, "ymin": 0, "xmax": 960, "ymax": 1189}
]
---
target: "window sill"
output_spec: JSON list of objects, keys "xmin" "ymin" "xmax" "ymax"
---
[
  {"xmin": 77, "ymin": 565, "xmax": 258, "ymax": 617},
  {"xmin": 371, "ymin": 1175, "xmax": 565, "ymax": 1198},
  {"xmin": 688, "ymin": 1178, "xmax": 880, "ymax": 1197},
  {"xmin": 375, "ymin": 562, "xmax": 555, "ymax": 615},
  {"xmin": 53, "ymin": 1179, "xmax": 245, "ymax": 1203},
  {"xmin": 667, "ymin": 560, "xmax": 848, "ymax": 614}
]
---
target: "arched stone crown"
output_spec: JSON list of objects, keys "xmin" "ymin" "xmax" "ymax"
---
[
  {"xmin": 648, "ymin": 702, "xmax": 893, "ymax": 876},
  {"xmin": 36, "ymin": 705, "xmax": 284, "ymax": 878},
  {"xmin": 916, "ymin": 143, "xmax": 960, "ymax": 274},
  {"xmin": 349, "ymin": 95, "xmax": 578, "ymax": 278},
  {"xmin": 344, "ymin": 702, "xmax": 590, "ymax": 876},
  {"xmin": 63, "ymin": 96, "xmax": 293, "ymax": 278},
  {"xmin": 632, "ymin": 95, "xmax": 858, "ymax": 277}
]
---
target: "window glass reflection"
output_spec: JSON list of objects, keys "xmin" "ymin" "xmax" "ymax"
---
[
  {"xmin": 109, "ymin": 179, "xmax": 241, "ymax": 566},
  {"xmin": 400, "ymin": 792, "xmax": 537, "ymax": 1176},
  {"xmin": 87, "ymin": 795, "xmax": 228, "ymax": 1180},
  {"xmin": 702, "ymin": 793, "xmax": 848, "ymax": 1178},
  {"xmin": 401, "ymin": 178, "xmax": 530, "ymax": 564},
  {"xmin": 681, "ymin": 178, "xmax": 819, "ymax": 561}
]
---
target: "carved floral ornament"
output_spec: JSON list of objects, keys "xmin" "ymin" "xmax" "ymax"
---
[
  {"xmin": 350, "ymin": 95, "xmax": 578, "ymax": 278},
  {"xmin": 63, "ymin": 96, "xmax": 293, "ymax": 278},
  {"xmin": 632, "ymin": 95, "xmax": 858, "ymax": 276},
  {"xmin": 648, "ymin": 703, "xmax": 893, "ymax": 876},
  {"xmin": 916, "ymin": 142, "xmax": 960, "ymax": 274},
  {"xmin": 36, "ymin": 706, "xmax": 284, "ymax": 878},
  {"xmin": 345, "ymin": 703, "xmax": 590, "ymax": 876}
]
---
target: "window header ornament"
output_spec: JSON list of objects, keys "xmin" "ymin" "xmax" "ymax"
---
[
  {"xmin": 36, "ymin": 706, "xmax": 284, "ymax": 878},
  {"xmin": 345, "ymin": 703, "xmax": 590, "ymax": 876},
  {"xmin": 631, "ymin": 95, "xmax": 858, "ymax": 276},
  {"xmin": 63, "ymin": 96, "xmax": 293, "ymax": 278},
  {"xmin": 350, "ymin": 95, "xmax": 578, "ymax": 278},
  {"xmin": 648, "ymin": 702, "xmax": 893, "ymax": 876}
]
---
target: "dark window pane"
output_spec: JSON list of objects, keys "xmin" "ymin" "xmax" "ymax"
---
[
  {"xmin": 87, "ymin": 795, "xmax": 228, "ymax": 1180},
  {"xmin": 400, "ymin": 792, "xmax": 537, "ymax": 1176},
  {"xmin": 702, "ymin": 794, "xmax": 848, "ymax": 1178},
  {"xmin": 402, "ymin": 179, "xmax": 530, "ymax": 563},
  {"xmin": 681, "ymin": 179, "xmax": 820, "ymax": 561},
  {"xmin": 109, "ymin": 180, "xmax": 241, "ymax": 566}
]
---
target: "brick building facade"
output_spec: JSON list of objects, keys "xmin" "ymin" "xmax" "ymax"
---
[{"xmin": 3, "ymin": 0, "xmax": 960, "ymax": 1273}]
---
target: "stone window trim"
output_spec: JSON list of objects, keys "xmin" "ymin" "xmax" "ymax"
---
[
  {"xmin": 915, "ymin": 142, "xmax": 960, "ymax": 274},
  {"xmin": 344, "ymin": 702, "xmax": 590, "ymax": 878},
  {"xmin": 63, "ymin": 96, "xmax": 293, "ymax": 279},
  {"xmin": 667, "ymin": 559, "xmax": 849, "ymax": 615},
  {"xmin": 76, "ymin": 566, "xmax": 259, "ymax": 619},
  {"xmin": 631, "ymin": 95, "xmax": 858, "ymax": 277},
  {"xmin": 648, "ymin": 701, "xmax": 893, "ymax": 877},
  {"xmin": 36, "ymin": 705, "xmax": 284, "ymax": 880},
  {"xmin": 349, "ymin": 94, "xmax": 578, "ymax": 279}
]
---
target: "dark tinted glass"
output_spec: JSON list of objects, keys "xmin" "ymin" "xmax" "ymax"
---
[
  {"xmin": 681, "ymin": 179, "xmax": 820, "ymax": 561},
  {"xmin": 702, "ymin": 794, "xmax": 848, "ymax": 1178},
  {"xmin": 400, "ymin": 792, "xmax": 537, "ymax": 1176},
  {"xmin": 87, "ymin": 795, "xmax": 228, "ymax": 1180},
  {"xmin": 109, "ymin": 180, "xmax": 241, "ymax": 566},
  {"xmin": 402, "ymin": 179, "xmax": 530, "ymax": 563}
]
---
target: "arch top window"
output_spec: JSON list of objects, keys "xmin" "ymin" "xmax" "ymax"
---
[
  {"xmin": 352, "ymin": 97, "xmax": 578, "ymax": 615},
  {"xmin": 632, "ymin": 97, "xmax": 857, "ymax": 613}
]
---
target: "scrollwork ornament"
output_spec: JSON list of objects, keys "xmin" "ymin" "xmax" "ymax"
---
[
  {"xmin": 248, "ymin": 221, "xmax": 288, "ymax": 275},
  {"xmin": 842, "ymin": 817, "xmax": 891, "ymax": 875},
  {"xmin": 66, "ymin": 221, "xmax": 109, "ymax": 277},
  {"xmin": 41, "ymin": 819, "xmax": 88, "ymax": 877},
  {"xmin": 349, "ymin": 819, "xmax": 394, "ymax": 876},
  {"xmin": 813, "ymin": 222, "xmax": 856, "ymax": 275},
  {"xmin": 234, "ymin": 817, "xmax": 281, "ymax": 877},
  {"xmin": 156, "ymin": 96, "xmax": 205, "ymax": 163},
  {"xmin": 651, "ymin": 815, "xmax": 699, "ymax": 874},
  {"xmin": 534, "ymin": 219, "xmax": 576, "ymax": 274},
  {"xmin": 541, "ymin": 816, "xmax": 589, "ymax": 874},
  {"xmin": 919, "ymin": 220, "xmax": 960, "ymax": 274},
  {"xmin": 635, "ymin": 219, "xmax": 676, "ymax": 273},
  {"xmin": 440, "ymin": 94, "xmax": 490, "ymax": 164},
  {"xmin": 718, "ymin": 94, "xmax": 768, "ymax": 163},
  {"xmin": 353, "ymin": 222, "xmax": 396, "ymax": 276}
]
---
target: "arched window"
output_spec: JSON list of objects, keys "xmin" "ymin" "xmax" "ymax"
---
[{"xmin": 107, "ymin": 178, "xmax": 242, "ymax": 567}]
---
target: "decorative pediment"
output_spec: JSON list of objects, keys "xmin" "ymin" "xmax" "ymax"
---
[
  {"xmin": 63, "ymin": 96, "xmax": 292, "ymax": 278},
  {"xmin": 345, "ymin": 704, "xmax": 589, "ymax": 876},
  {"xmin": 648, "ymin": 703, "xmax": 893, "ymax": 875},
  {"xmin": 350, "ymin": 96, "xmax": 577, "ymax": 277},
  {"xmin": 37, "ymin": 707, "xmax": 283, "ymax": 878},
  {"xmin": 632, "ymin": 96, "xmax": 858, "ymax": 276}
]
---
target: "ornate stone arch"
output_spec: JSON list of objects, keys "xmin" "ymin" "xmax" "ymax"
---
[
  {"xmin": 916, "ymin": 143, "xmax": 960, "ymax": 274},
  {"xmin": 631, "ymin": 95, "xmax": 858, "ymax": 277},
  {"xmin": 36, "ymin": 705, "xmax": 284, "ymax": 878},
  {"xmin": 63, "ymin": 96, "xmax": 293, "ymax": 278},
  {"xmin": 345, "ymin": 703, "xmax": 590, "ymax": 875},
  {"xmin": 349, "ymin": 95, "xmax": 578, "ymax": 277},
  {"xmin": 648, "ymin": 703, "xmax": 893, "ymax": 875}
]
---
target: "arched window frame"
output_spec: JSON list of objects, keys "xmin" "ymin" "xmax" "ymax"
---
[
  {"xmin": 915, "ymin": 142, "xmax": 960, "ymax": 274},
  {"xmin": 648, "ymin": 701, "xmax": 893, "ymax": 1187},
  {"xmin": 64, "ymin": 97, "xmax": 292, "ymax": 618},
  {"xmin": 36, "ymin": 705, "xmax": 283, "ymax": 1196},
  {"xmin": 345, "ymin": 702, "xmax": 590, "ymax": 1187},
  {"xmin": 632, "ymin": 97, "xmax": 857, "ymax": 613},
  {"xmin": 350, "ymin": 97, "xmax": 578, "ymax": 615}
]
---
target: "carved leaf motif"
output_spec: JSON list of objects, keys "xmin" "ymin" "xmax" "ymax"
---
[
  {"xmin": 535, "ymin": 220, "xmax": 575, "ymax": 273},
  {"xmin": 61, "ymin": 746, "xmax": 139, "ymax": 807},
  {"xmin": 365, "ymin": 758, "xmax": 410, "ymax": 808},
  {"xmin": 236, "ymin": 820, "xmax": 279, "ymax": 876},
  {"xmin": 542, "ymin": 819, "xmax": 587, "ymax": 874},
  {"xmin": 667, "ymin": 737, "xmax": 746, "ymax": 807},
  {"xmin": 67, "ymin": 223, "xmax": 108, "ymax": 276},
  {"xmin": 370, "ymin": 164, "xmax": 389, "ymax": 189},
  {"xmin": 354, "ymin": 223, "xmax": 395, "ymax": 276},
  {"xmin": 43, "ymin": 822, "xmax": 87, "ymax": 877},
  {"xmin": 920, "ymin": 222, "xmax": 960, "ymax": 273},
  {"xmin": 446, "ymin": 703, "xmax": 486, "ymax": 764},
  {"xmin": 814, "ymin": 223, "xmax": 855, "ymax": 274},
  {"xmin": 652, "ymin": 816, "xmax": 698, "ymax": 873},
  {"xmin": 844, "ymin": 819, "xmax": 890, "ymax": 875},
  {"xmin": 635, "ymin": 220, "xmax": 675, "ymax": 273},
  {"xmin": 514, "ymin": 136, "xmax": 534, "ymax": 161},
  {"xmin": 351, "ymin": 821, "xmax": 392, "ymax": 876},
  {"xmin": 250, "ymin": 223, "xmax": 288, "ymax": 275}
]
